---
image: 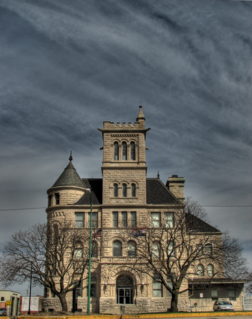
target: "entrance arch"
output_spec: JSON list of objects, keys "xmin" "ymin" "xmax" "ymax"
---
[{"xmin": 116, "ymin": 275, "xmax": 133, "ymax": 304}]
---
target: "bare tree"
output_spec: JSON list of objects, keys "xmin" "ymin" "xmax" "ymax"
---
[
  {"xmin": 118, "ymin": 199, "xmax": 250, "ymax": 312},
  {"xmin": 0, "ymin": 222, "xmax": 99, "ymax": 311}
]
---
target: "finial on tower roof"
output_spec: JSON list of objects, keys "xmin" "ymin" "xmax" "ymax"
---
[
  {"xmin": 69, "ymin": 150, "xmax": 73, "ymax": 162},
  {"xmin": 136, "ymin": 105, "xmax": 145, "ymax": 121},
  {"xmin": 157, "ymin": 171, "xmax": 160, "ymax": 179}
]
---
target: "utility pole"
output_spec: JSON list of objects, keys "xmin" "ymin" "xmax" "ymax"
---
[
  {"xmin": 87, "ymin": 189, "xmax": 92, "ymax": 315},
  {"xmin": 28, "ymin": 263, "xmax": 32, "ymax": 315}
]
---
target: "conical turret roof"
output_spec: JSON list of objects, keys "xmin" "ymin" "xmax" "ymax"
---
[{"xmin": 52, "ymin": 154, "xmax": 85, "ymax": 188}]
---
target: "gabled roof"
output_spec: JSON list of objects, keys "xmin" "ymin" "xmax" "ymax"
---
[
  {"xmin": 146, "ymin": 178, "xmax": 181, "ymax": 205},
  {"xmin": 185, "ymin": 213, "xmax": 220, "ymax": 233},
  {"xmin": 74, "ymin": 179, "xmax": 102, "ymax": 205},
  {"xmin": 52, "ymin": 161, "xmax": 85, "ymax": 188}
]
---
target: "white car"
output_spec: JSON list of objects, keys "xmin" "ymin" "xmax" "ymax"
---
[
  {"xmin": 0, "ymin": 308, "xmax": 7, "ymax": 316},
  {"xmin": 213, "ymin": 300, "xmax": 234, "ymax": 311}
]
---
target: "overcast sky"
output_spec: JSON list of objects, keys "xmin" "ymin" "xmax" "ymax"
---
[{"xmin": 0, "ymin": 0, "xmax": 251, "ymax": 296}]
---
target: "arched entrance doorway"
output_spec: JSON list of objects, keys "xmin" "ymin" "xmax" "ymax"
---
[{"xmin": 116, "ymin": 275, "xmax": 133, "ymax": 304}]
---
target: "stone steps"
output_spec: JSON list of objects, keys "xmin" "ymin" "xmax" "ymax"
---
[{"xmin": 103, "ymin": 304, "xmax": 140, "ymax": 314}]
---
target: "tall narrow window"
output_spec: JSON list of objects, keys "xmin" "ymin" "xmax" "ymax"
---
[
  {"xmin": 166, "ymin": 277, "xmax": 173, "ymax": 297},
  {"xmin": 122, "ymin": 142, "xmax": 127, "ymax": 160},
  {"xmin": 48, "ymin": 195, "xmax": 52, "ymax": 207},
  {"xmin": 75, "ymin": 213, "xmax": 84, "ymax": 228},
  {"xmin": 113, "ymin": 241, "xmax": 122, "ymax": 256},
  {"xmin": 92, "ymin": 241, "xmax": 98, "ymax": 258},
  {"xmin": 152, "ymin": 242, "xmax": 160, "ymax": 258},
  {"xmin": 153, "ymin": 274, "xmax": 162, "ymax": 297},
  {"xmin": 131, "ymin": 212, "xmax": 136, "ymax": 227},
  {"xmin": 114, "ymin": 142, "xmax": 118, "ymax": 160},
  {"xmin": 131, "ymin": 184, "xmax": 136, "ymax": 197},
  {"xmin": 197, "ymin": 264, "xmax": 204, "ymax": 276},
  {"xmin": 165, "ymin": 212, "xmax": 174, "ymax": 228},
  {"xmin": 131, "ymin": 142, "xmax": 135, "ymax": 160},
  {"xmin": 89, "ymin": 212, "xmax": 98, "ymax": 228},
  {"xmin": 113, "ymin": 212, "xmax": 118, "ymax": 227},
  {"xmin": 167, "ymin": 241, "xmax": 175, "ymax": 256},
  {"xmin": 114, "ymin": 184, "xmax": 118, "ymax": 197},
  {"xmin": 123, "ymin": 184, "xmax": 127, "ymax": 197},
  {"xmin": 90, "ymin": 277, "xmax": 97, "ymax": 297},
  {"xmin": 122, "ymin": 212, "xmax": 127, "ymax": 227},
  {"xmin": 75, "ymin": 281, "xmax": 82, "ymax": 298},
  {"xmin": 151, "ymin": 212, "xmax": 160, "ymax": 227},
  {"xmin": 205, "ymin": 244, "xmax": 212, "ymax": 255},
  {"xmin": 128, "ymin": 241, "xmax": 136, "ymax": 257},
  {"xmin": 207, "ymin": 264, "xmax": 214, "ymax": 276},
  {"xmin": 55, "ymin": 193, "xmax": 60, "ymax": 205},
  {"xmin": 196, "ymin": 244, "xmax": 203, "ymax": 256}
]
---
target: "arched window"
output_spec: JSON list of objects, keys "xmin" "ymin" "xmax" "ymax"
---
[
  {"xmin": 74, "ymin": 248, "xmax": 83, "ymax": 258},
  {"xmin": 123, "ymin": 183, "xmax": 127, "ymax": 197},
  {"xmin": 48, "ymin": 195, "xmax": 52, "ymax": 207},
  {"xmin": 114, "ymin": 184, "xmax": 118, "ymax": 197},
  {"xmin": 205, "ymin": 244, "xmax": 212, "ymax": 255},
  {"xmin": 152, "ymin": 242, "xmax": 160, "ymax": 258},
  {"xmin": 207, "ymin": 264, "xmax": 214, "ymax": 276},
  {"xmin": 131, "ymin": 142, "xmax": 135, "ymax": 160},
  {"xmin": 122, "ymin": 142, "xmax": 127, "ymax": 160},
  {"xmin": 131, "ymin": 184, "xmax": 136, "ymax": 197},
  {"xmin": 197, "ymin": 264, "xmax": 204, "ymax": 277},
  {"xmin": 92, "ymin": 241, "xmax": 98, "ymax": 258},
  {"xmin": 113, "ymin": 241, "xmax": 122, "ymax": 256},
  {"xmin": 114, "ymin": 142, "xmax": 118, "ymax": 161},
  {"xmin": 128, "ymin": 241, "xmax": 136, "ymax": 257}
]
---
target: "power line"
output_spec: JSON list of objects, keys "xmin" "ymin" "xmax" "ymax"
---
[{"xmin": 0, "ymin": 205, "xmax": 251, "ymax": 212}]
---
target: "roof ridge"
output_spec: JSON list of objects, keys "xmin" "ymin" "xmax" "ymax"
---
[{"xmin": 157, "ymin": 179, "xmax": 182, "ymax": 205}]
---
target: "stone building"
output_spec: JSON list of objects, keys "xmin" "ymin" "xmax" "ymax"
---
[{"xmin": 43, "ymin": 107, "xmax": 245, "ymax": 313}]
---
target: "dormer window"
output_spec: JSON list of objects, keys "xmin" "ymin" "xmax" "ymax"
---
[
  {"xmin": 55, "ymin": 193, "xmax": 60, "ymax": 205},
  {"xmin": 123, "ymin": 183, "xmax": 127, "ymax": 197},
  {"xmin": 131, "ymin": 142, "xmax": 135, "ymax": 160},
  {"xmin": 114, "ymin": 184, "xmax": 118, "ymax": 197},
  {"xmin": 114, "ymin": 142, "xmax": 118, "ymax": 161},
  {"xmin": 122, "ymin": 142, "xmax": 127, "ymax": 160}
]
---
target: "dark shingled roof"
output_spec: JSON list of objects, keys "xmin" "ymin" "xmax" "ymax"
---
[
  {"xmin": 185, "ymin": 213, "xmax": 220, "ymax": 233},
  {"xmin": 52, "ymin": 161, "xmax": 85, "ymax": 188},
  {"xmin": 74, "ymin": 179, "xmax": 102, "ymax": 205},
  {"xmin": 146, "ymin": 178, "xmax": 181, "ymax": 205}
]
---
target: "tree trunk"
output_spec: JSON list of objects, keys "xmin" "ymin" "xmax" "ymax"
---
[
  {"xmin": 170, "ymin": 291, "xmax": 179, "ymax": 312},
  {"xmin": 58, "ymin": 293, "xmax": 68, "ymax": 312}
]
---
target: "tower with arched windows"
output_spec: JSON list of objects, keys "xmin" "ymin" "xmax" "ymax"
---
[{"xmin": 43, "ymin": 107, "xmax": 245, "ymax": 314}]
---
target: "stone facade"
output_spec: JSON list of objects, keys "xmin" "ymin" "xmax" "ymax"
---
[{"xmin": 42, "ymin": 107, "xmax": 245, "ymax": 314}]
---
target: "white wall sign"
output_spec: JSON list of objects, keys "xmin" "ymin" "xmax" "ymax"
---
[{"xmin": 21, "ymin": 297, "xmax": 39, "ymax": 311}]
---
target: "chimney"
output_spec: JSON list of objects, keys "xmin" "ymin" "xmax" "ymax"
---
[{"xmin": 166, "ymin": 175, "xmax": 185, "ymax": 203}]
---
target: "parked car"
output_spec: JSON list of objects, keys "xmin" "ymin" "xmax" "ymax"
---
[
  {"xmin": 213, "ymin": 301, "xmax": 234, "ymax": 311},
  {"xmin": 0, "ymin": 308, "xmax": 7, "ymax": 316}
]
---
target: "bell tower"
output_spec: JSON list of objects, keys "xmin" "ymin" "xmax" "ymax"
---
[{"xmin": 98, "ymin": 106, "xmax": 150, "ymax": 205}]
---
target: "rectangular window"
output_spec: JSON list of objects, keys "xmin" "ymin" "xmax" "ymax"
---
[
  {"xmin": 153, "ymin": 274, "xmax": 162, "ymax": 297},
  {"xmin": 113, "ymin": 212, "xmax": 118, "ymax": 227},
  {"xmin": 89, "ymin": 212, "xmax": 98, "ymax": 228},
  {"xmin": 229, "ymin": 290, "xmax": 236, "ymax": 300},
  {"xmin": 196, "ymin": 244, "xmax": 203, "ymax": 256},
  {"xmin": 75, "ymin": 212, "xmax": 84, "ymax": 228},
  {"xmin": 75, "ymin": 281, "xmax": 82, "ymax": 298},
  {"xmin": 55, "ymin": 193, "xmax": 60, "ymax": 205},
  {"xmin": 122, "ymin": 212, "xmax": 127, "ymax": 227},
  {"xmin": 211, "ymin": 290, "xmax": 218, "ymax": 300},
  {"xmin": 168, "ymin": 241, "xmax": 175, "ymax": 256},
  {"xmin": 205, "ymin": 244, "xmax": 212, "ymax": 255},
  {"xmin": 131, "ymin": 212, "xmax": 136, "ymax": 227},
  {"xmin": 151, "ymin": 212, "xmax": 160, "ymax": 227},
  {"xmin": 165, "ymin": 212, "xmax": 174, "ymax": 228},
  {"xmin": 74, "ymin": 249, "xmax": 83, "ymax": 258},
  {"xmin": 1, "ymin": 297, "xmax": 4, "ymax": 301},
  {"xmin": 166, "ymin": 277, "xmax": 173, "ymax": 297}
]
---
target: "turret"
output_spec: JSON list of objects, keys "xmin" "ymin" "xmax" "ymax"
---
[{"xmin": 47, "ymin": 153, "xmax": 86, "ymax": 207}]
